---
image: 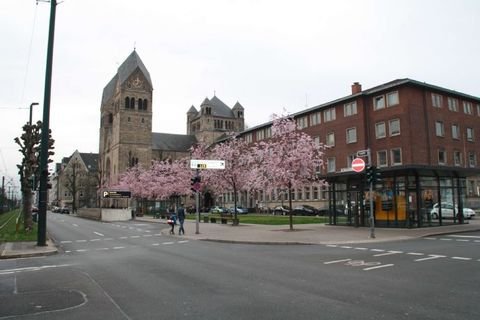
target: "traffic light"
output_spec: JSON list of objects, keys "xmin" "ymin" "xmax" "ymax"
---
[
  {"xmin": 366, "ymin": 165, "xmax": 382, "ymax": 185},
  {"xmin": 191, "ymin": 175, "xmax": 201, "ymax": 193}
]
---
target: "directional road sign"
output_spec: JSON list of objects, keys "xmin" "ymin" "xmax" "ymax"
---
[
  {"xmin": 103, "ymin": 191, "xmax": 131, "ymax": 198},
  {"xmin": 190, "ymin": 159, "xmax": 225, "ymax": 169}
]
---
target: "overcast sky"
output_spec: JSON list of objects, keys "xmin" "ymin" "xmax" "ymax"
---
[{"xmin": 1, "ymin": 0, "xmax": 479, "ymax": 192}]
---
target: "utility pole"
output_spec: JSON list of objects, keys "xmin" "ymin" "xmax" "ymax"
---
[
  {"xmin": 29, "ymin": 102, "xmax": 39, "ymax": 125},
  {"xmin": 367, "ymin": 148, "xmax": 375, "ymax": 238},
  {"xmin": 38, "ymin": 0, "xmax": 57, "ymax": 246}
]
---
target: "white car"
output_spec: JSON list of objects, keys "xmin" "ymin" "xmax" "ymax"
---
[{"xmin": 430, "ymin": 203, "xmax": 475, "ymax": 219}]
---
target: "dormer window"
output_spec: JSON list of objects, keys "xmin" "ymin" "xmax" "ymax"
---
[{"xmin": 206, "ymin": 107, "xmax": 212, "ymax": 115}]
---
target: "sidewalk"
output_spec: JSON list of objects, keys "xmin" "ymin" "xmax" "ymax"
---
[
  {"xmin": 1, "ymin": 217, "xmax": 479, "ymax": 259},
  {"xmin": 136, "ymin": 215, "xmax": 480, "ymax": 245}
]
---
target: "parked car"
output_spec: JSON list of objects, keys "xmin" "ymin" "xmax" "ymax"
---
[
  {"xmin": 273, "ymin": 206, "xmax": 291, "ymax": 215},
  {"xmin": 60, "ymin": 207, "xmax": 70, "ymax": 214},
  {"xmin": 430, "ymin": 203, "xmax": 475, "ymax": 219},
  {"xmin": 229, "ymin": 206, "xmax": 248, "ymax": 214},
  {"xmin": 292, "ymin": 205, "xmax": 320, "ymax": 216},
  {"xmin": 210, "ymin": 206, "xmax": 228, "ymax": 214}
]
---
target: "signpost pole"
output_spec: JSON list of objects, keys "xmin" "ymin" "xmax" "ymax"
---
[
  {"xmin": 195, "ymin": 169, "xmax": 200, "ymax": 234},
  {"xmin": 367, "ymin": 148, "xmax": 375, "ymax": 238}
]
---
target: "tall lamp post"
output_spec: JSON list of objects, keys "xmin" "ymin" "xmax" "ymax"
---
[
  {"xmin": 29, "ymin": 102, "xmax": 39, "ymax": 125},
  {"xmin": 37, "ymin": 0, "xmax": 57, "ymax": 246}
]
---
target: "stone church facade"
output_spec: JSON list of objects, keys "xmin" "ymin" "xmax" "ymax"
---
[{"xmin": 99, "ymin": 50, "xmax": 245, "ymax": 188}]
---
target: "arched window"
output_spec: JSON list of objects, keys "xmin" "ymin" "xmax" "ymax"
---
[
  {"xmin": 108, "ymin": 113, "xmax": 113, "ymax": 124},
  {"xmin": 138, "ymin": 99, "xmax": 143, "ymax": 110},
  {"xmin": 125, "ymin": 97, "xmax": 130, "ymax": 109},
  {"xmin": 143, "ymin": 99, "xmax": 148, "ymax": 111},
  {"xmin": 130, "ymin": 98, "xmax": 135, "ymax": 109}
]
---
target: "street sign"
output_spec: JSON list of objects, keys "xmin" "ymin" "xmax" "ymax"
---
[
  {"xmin": 103, "ymin": 191, "xmax": 131, "ymax": 198},
  {"xmin": 356, "ymin": 149, "xmax": 370, "ymax": 157},
  {"xmin": 190, "ymin": 159, "xmax": 225, "ymax": 170},
  {"xmin": 351, "ymin": 158, "xmax": 366, "ymax": 173}
]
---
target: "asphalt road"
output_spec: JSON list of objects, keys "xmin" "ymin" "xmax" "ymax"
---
[{"xmin": 1, "ymin": 213, "xmax": 479, "ymax": 319}]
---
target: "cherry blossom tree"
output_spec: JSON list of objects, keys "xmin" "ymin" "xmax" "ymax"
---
[{"xmin": 257, "ymin": 114, "xmax": 326, "ymax": 230}]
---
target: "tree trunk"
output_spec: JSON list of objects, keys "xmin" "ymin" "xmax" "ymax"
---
[
  {"xmin": 22, "ymin": 189, "xmax": 33, "ymax": 230},
  {"xmin": 288, "ymin": 182, "xmax": 293, "ymax": 231}
]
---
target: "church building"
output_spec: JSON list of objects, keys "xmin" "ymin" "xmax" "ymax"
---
[{"xmin": 99, "ymin": 50, "xmax": 245, "ymax": 188}]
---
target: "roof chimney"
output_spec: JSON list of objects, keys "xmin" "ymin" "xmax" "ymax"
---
[{"xmin": 351, "ymin": 82, "xmax": 362, "ymax": 94}]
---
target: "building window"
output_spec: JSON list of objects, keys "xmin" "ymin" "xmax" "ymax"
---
[
  {"xmin": 310, "ymin": 112, "xmax": 321, "ymax": 126},
  {"xmin": 327, "ymin": 157, "xmax": 336, "ymax": 173},
  {"xmin": 435, "ymin": 121, "xmax": 444, "ymax": 137},
  {"xmin": 438, "ymin": 149, "xmax": 446, "ymax": 165},
  {"xmin": 454, "ymin": 151, "xmax": 462, "ymax": 166},
  {"xmin": 463, "ymin": 101, "xmax": 473, "ymax": 115},
  {"xmin": 375, "ymin": 122, "xmax": 386, "ymax": 139},
  {"xmin": 297, "ymin": 189, "xmax": 303, "ymax": 200},
  {"xmin": 256, "ymin": 130, "xmax": 265, "ymax": 141},
  {"xmin": 344, "ymin": 101, "xmax": 357, "ymax": 117},
  {"xmin": 448, "ymin": 98, "xmax": 458, "ymax": 112},
  {"xmin": 477, "ymin": 104, "xmax": 480, "ymax": 116},
  {"xmin": 468, "ymin": 152, "xmax": 477, "ymax": 167},
  {"xmin": 387, "ymin": 91, "xmax": 399, "ymax": 107},
  {"xmin": 373, "ymin": 95, "xmax": 385, "ymax": 110},
  {"xmin": 244, "ymin": 133, "xmax": 252, "ymax": 143},
  {"xmin": 138, "ymin": 99, "xmax": 143, "ymax": 110},
  {"xmin": 265, "ymin": 127, "xmax": 272, "ymax": 138},
  {"xmin": 391, "ymin": 148, "xmax": 402, "ymax": 165},
  {"xmin": 389, "ymin": 119, "xmax": 400, "ymax": 136},
  {"xmin": 347, "ymin": 154, "xmax": 356, "ymax": 168},
  {"xmin": 326, "ymin": 132, "xmax": 335, "ymax": 147},
  {"xmin": 143, "ymin": 99, "xmax": 148, "ymax": 111},
  {"xmin": 313, "ymin": 136, "xmax": 321, "ymax": 146},
  {"xmin": 467, "ymin": 127, "xmax": 474, "ymax": 141},
  {"xmin": 377, "ymin": 150, "xmax": 388, "ymax": 167},
  {"xmin": 432, "ymin": 93, "xmax": 443, "ymax": 108},
  {"xmin": 296, "ymin": 116, "xmax": 308, "ymax": 129},
  {"xmin": 130, "ymin": 98, "xmax": 135, "ymax": 109},
  {"xmin": 313, "ymin": 187, "xmax": 318, "ymax": 200},
  {"xmin": 305, "ymin": 187, "xmax": 311, "ymax": 200},
  {"xmin": 346, "ymin": 127, "xmax": 357, "ymax": 144},
  {"xmin": 324, "ymin": 108, "xmax": 336, "ymax": 122},
  {"xmin": 451, "ymin": 124, "xmax": 460, "ymax": 140},
  {"xmin": 125, "ymin": 97, "xmax": 130, "ymax": 109}
]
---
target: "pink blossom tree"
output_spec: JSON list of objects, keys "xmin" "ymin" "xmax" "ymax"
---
[{"xmin": 257, "ymin": 114, "xmax": 326, "ymax": 230}]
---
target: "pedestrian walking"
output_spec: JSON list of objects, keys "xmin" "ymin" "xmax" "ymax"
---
[
  {"xmin": 167, "ymin": 207, "xmax": 177, "ymax": 235},
  {"xmin": 177, "ymin": 203, "xmax": 186, "ymax": 235}
]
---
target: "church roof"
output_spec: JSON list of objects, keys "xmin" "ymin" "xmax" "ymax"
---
[
  {"xmin": 197, "ymin": 95, "xmax": 235, "ymax": 118},
  {"xmin": 232, "ymin": 101, "xmax": 244, "ymax": 110},
  {"xmin": 101, "ymin": 50, "xmax": 152, "ymax": 104},
  {"xmin": 187, "ymin": 105, "xmax": 198, "ymax": 114},
  {"xmin": 78, "ymin": 152, "xmax": 99, "ymax": 172},
  {"xmin": 152, "ymin": 133, "xmax": 197, "ymax": 152}
]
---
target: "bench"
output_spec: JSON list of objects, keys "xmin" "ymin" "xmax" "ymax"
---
[{"xmin": 209, "ymin": 214, "xmax": 238, "ymax": 225}]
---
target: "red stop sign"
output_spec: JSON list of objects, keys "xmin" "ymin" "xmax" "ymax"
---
[{"xmin": 352, "ymin": 158, "xmax": 365, "ymax": 173}]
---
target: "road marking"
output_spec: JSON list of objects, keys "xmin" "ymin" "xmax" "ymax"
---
[
  {"xmin": 61, "ymin": 240, "xmax": 72, "ymax": 244},
  {"xmin": 145, "ymin": 230, "xmax": 151, "ymax": 233},
  {"xmin": 113, "ymin": 247, "xmax": 125, "ymax": 250},
  {"xmin": 424, "ymin": 237, "xmax": 437, "ymax": 240},
  {"xmin": 104, "ymin": 238, "xmax": 113, "ymax": 241},
  {"xmin": 415, "ymin": 255, "xmax": 446, "ymax": 262},
  {"xmin": 152, "ymin": 243, "xmax": 160, "ymax": 246},
  {"xmin": 90, "ymin": 239, "xmax": 101, "ymax": 242},
  {"xmin": 130, "ymin": 236, "xmax": 140, "ymax": 238},
  {"xmin": 0, "ymin": 264, "xmax": 72, "ymax": 275},
  {"xmin": 439, "ymin": 238, "xmax": 453, "ymax": 241},
  {"xmin": 340, "ymin": 246, "xmax": 352, "ymax": 249},
  {"xmin": 72, "ymin": 224, "xmax": 79, "ymax": 227},
  {"xmin": 451, "ymin": 256, "xmax": 472, "ymax": 261},
  {"xmin": 475, "ymin": 240, "xmax": 480, "ymax": 243},
  {"xmin": 448, "ymin": 235, "xmax": 480, "ymax": 239},
  {"xmin": 143, "ymin": 235, "xmax": 152, "ymax": 237},
  {"xmin": 370, "ymin": 249, "xmax": 385, "ymax": 252},
  {"xmin": 119, "ymin": 236, "xmax": 128, "ymax": 239},
  {"xmin": 364, "ymin": 264, "xmax": 394, "ymax": 271},
  {"xmin": 324, "ymin": 259, "xmax": 351, "ymax": 265},
  {"xmin": 65, "ymin": 250, "xmax": 71, "ymax": 253},
  {"xmin": 162, "ymin": 241, "xmax": 175, "ymax": 245},
  {"xmin": 154, "ymin": 234, "xmax": 162, "ymax": 236},
  {"xmin": 373, "ymin": 251, "xmax": 403, "ymax": 257},
  {"xmin": 326, "ymin": 245, "xmax": 338, "ymax": 248},
  {"xmin": 93, "ymin": 232, "xmax": 104, "ymax": 237},
  {"xmin": 354, "ymin": 247, "xmax": 368, "ymax": 251},
  {"xmin": 407, "ymin": 252, "xmax": 424, "ymax": 256},
  {"xmin": 76, "ymin": 249, "xmax": 88, "ymax": 252},
  {"xmin": 76, "ymin": 240, "xmax": 87, "ymax": 243},
  {"xmin": 455, "ymin": 239, "xmax": 470, "ymax": 242},
  {"xmin": 178, "ymin": 240, "xmax": 189, "ymax": 244},
  {"xmin": 96, "ymin": 248, "xmax": 109, "ymax": 251}
]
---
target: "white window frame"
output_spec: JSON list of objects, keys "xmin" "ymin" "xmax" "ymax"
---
[
  {"xmin": 463, "ymin": 101, "xmax": 473, "ymax": 115},
  {"xmin": 451, "ymin": 124, "xmax": 460, "ymax": 140},
  {"xmin": 468, "ymin": 152, "xmax": 477, "ymax": 167},
  {"xmin": 438, "ymin": 149, "xmax": 447, "ymax": 165},
  {"xmin": 326, "ymin": 132, "xmax": 335, "ymax": 147},
  {"xmin": 344, "ymin": 101, "xmax": 357, "ymax": 117},
  {"xmin": 389, "ymin": 119, "xmax": 400, "ymax": 136},
  {"xmin": 454, "ymin": 151, "xmax": 462, "ymax": 166},
  {"xmin": 373, "ymin": 95, "xmax": 385, "ymax": 110},
  {"xmin": 244, "ymin": 133, "xmax": 253, "ymax": 143},
  {"xmin": 256, "ymin": 130, "xmax": 265, "ymax": 141},
  {"xmin": 310, "ymin": 112, "xmax": 321, "ymax": 126},
  {"xmin": 432, "ymin": 93, "xmax": 443, "ymax": 108},
  {"xmin": 327, "ymin": 157, "xmax": 336, "ymax": 173},
  {"xmin": 466, "ymin": 127, "xmax": 474, "ymax": 141},
  {"xmin": 296, "ymin": 116, "xmax": 308, "ymax": 129},
  {"xmin": 387, "ymin": 91, "xmax": 399, "ymax": 107},
  {"xmin": 477, "ymin": 104, "xmax": 480, "ymax": 117},
  {"xmin": 323, "ymin": 108, "xmax": 336, "ymax": 122},
  {"xmin": 346, "ymin": 127, "xmax": 357, "ymax": 144},
  {"xmin": 377, "ymin": 150, "xmax": 388, "ymax": 168},
  {"xmin": 313, "ymin": 136, "xmax": 321, "ymax": 146},
  {"xmin": 435, "ymin": 121, "xmax": 444, "ymax": 137},
  {"xmin": 375, "ymin": 122, "xmax": 386, "ymax": 139},
  {"xmin": 391, "ymin": 148, "xmax": 402, "ymax": 166},
  {"xmin": 448, "ymin": 97, "xmax": 459, "ymax": 112}
]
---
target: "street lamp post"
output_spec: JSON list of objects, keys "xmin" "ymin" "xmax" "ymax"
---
[{"xmin": 29, "ymin": 102, "xmax": 39, "ymax": 125}]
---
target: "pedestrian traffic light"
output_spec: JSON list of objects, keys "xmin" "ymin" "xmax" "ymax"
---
[{"xmin": 191, "ymin": 175, "xmax": 201, "ymax": 193}]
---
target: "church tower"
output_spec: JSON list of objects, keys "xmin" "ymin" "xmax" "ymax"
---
[{"xmin": 99, "ymin": 50, "xmax": 153, "ymax": 187}]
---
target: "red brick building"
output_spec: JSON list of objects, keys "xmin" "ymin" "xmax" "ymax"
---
[{"xmin": 232, "ymin": 79, "xmax": 480, "ymax": 227}]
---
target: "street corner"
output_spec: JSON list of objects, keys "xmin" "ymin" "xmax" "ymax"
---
[{"xmin": 0, "ymin": 241, "xmax": 58, "ymax": 259}]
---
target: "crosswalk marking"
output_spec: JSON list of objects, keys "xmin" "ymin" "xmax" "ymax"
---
[
  {"xmin": 373, "ymin": 251, "xmax": 403, "ymax": 257},
  {"xmin": 364, "ymin": 264, "xmax": 394, "ymax": 271},
  {"xmin": 414, "ymin": 255, "xmax": 446, "ymax": 262}
]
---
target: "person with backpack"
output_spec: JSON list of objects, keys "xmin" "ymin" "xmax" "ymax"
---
[{"xmin": 167, "ymin": 207, "xmax": 177, "ymax": 235}]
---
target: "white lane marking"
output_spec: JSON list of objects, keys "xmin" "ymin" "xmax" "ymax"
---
[
  {"xmin": 113, "ymin": 247, "xmax": 125, "ymax": 250},
  {"xmin": 162, "ymin": 242, "xmax": 174, "ymax": 245},
  {"xmin": 152, "ymin": 243, "xmax": 160, "ymax": 246},
  {"xmin": 456, "ymin": 239, "xmax": 470, "ymax": 242},
  {"xmin": 326, "ymin": 244, "xmax": 338, "ymax": 248},
  {"xmin": 452, "ymin": 256, "xmax": 472, "ymax": 261},
  {"xmin": 61, "ymin": 240, "xmax": 72, "ymax": 244},
  {"xmin": 119, "ymin": 236, "xmax": 128, "ymax": 239},
  {"xmin": 364, "ymin": 264, "xmax": 394, "ymax": 271},
  {"xmin": 76, "ymin": 249, "xmax": 88, "ymax": 252},
  {"xmin": 439, "ymin": 238, "xmax": 453, "ymax": 241},
  {"xmin": 76, "ymin": 240, "xmax": 87, "ymax": 243},
  {"xmin": 93, "ymin": 232, "xmax": 104, "ymax": 237},
  {"xmin": 324, "ymin": 259, "xmax": 352, "ymax": 265},
  {"xmin": 178, "ymin": 240, "xmax": 189, "ymax": 244},
  {"xmin": 407, "ymin": 252, "xmax": 424, "ymax": 256},
  {"xmin": 370, "ymin": 249, "xmax": 385, "ymax": 252},
  {"xmin": 154, "ymin": 234, "xmax": 162, "ymax": 236},
  {"xmin": 424, "ymin": 237, "xmax": 437, "ymax": 240},
  {"xmin": 143, "ymin": 235, "xmax": 152, "ymax": 237},
  {"xmin": 448, "ymin": 235, "xmax": 480, "ymax": 239},
  {"xmin": 145, "ymin": 230, "xmax": 151, "ymax": 233},
  {"xmin": 131, "ymin": 236, "xmax": 140, "ymax": 239},
  {"xmin": 340, "ymin": 246, "xmax": 352, "ymax": 249},
  {"xmin": 475, "ymin": 240, "xmax": 480, "ymax": 243},
  {"xmin": 354, "ymin": 247, "xmax": 368, "ymax": 251},
  {"xmin": 96, "ymin": 248, "xmax": 110, "ymax": 251},
  {"xmin": 415, "ymin": 255, "xmax": 446, "ymax": 262},
  {"xmin": 72, "ymin": 224, "xmax": 79, "ymax": 227},
  {"xmin": 373, "ymin": 251, "xmax": 403, "ymax": 257},
  {"xmin": 0, "ymin": 264, "xmax": 72, "ymax": 275}
]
